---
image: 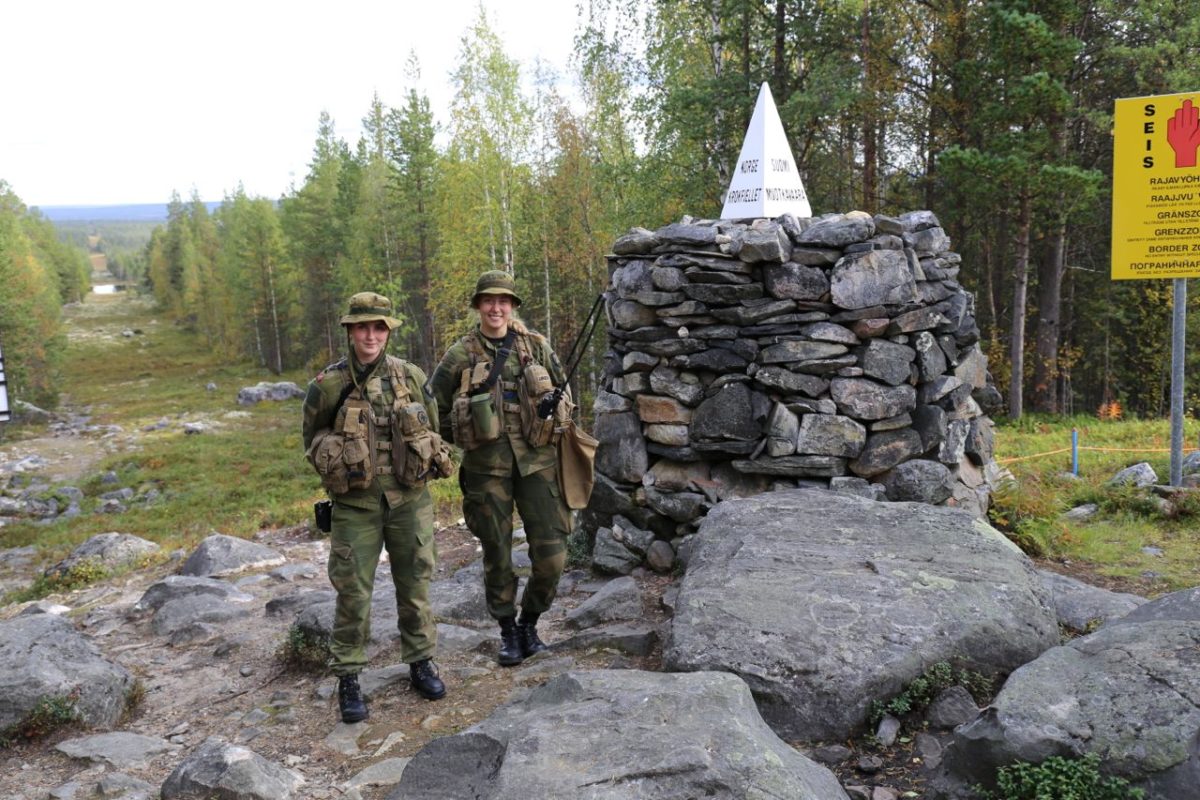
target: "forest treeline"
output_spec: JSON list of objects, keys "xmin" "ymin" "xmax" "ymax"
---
[
  {"xmin": 0, "ymin": 184, "xmax": 90, "ymax": 407},
  {"xmin": 5, "ymin": 0, "xmax": 1200, "ymax": 419}
]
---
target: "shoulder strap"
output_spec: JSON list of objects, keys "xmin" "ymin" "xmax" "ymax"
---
[
  {"xmin": 387, "ymin": 357, "xmax": 411, "ymax": 401},
  {"xmin": 333, "ymin": 360, "xmax": 372, "ymax": 417},
  {"xmin": 480, "ymin": 329, "xmax": 517, "ymax": 391}
]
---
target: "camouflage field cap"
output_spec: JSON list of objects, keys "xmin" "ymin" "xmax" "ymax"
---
[
  {"xmin": 339, "ymin": 291, "xmax": 402, "ymax": 330},
  {"xmin": 472, "ymin": 270, "xmax": 523, "ymax": 307}
]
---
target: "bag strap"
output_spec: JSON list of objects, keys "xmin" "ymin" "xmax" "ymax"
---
[{"xmin": 478, "ymin": 328, "xmax": 517, "ymax": 392}]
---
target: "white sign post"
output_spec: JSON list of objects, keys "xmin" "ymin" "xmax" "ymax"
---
[
  {"xmin": 720, "ymin": 82, "xmax": 811, "ymax": 220},
  {"xmin": 0, "ymin": 339, "xmax": 9, "ymax": 424}
]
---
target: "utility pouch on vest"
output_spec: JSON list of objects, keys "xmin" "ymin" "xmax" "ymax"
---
[
  {"xmin": 518, "ymin": 363, "xmax": 556, "ymax": 448},
  {"xmin": 450, "ymin": 394, "xmax": 477, "ymax": 451},
  {"xmin": 450, "ymin": 366, "xmax": 478, "ymax": 451},
  {"xmin": 337, "ymin": 397, "xmax": 375, "ymax": 490},
  {"xmin": 393, "ymin": 401, "xmax": 437, "ymax": 486},
  {"xmin": 308, "ymin": 430, "xmax": 350, "ymax": 495},
  {"xmin": 469, "ymin": 392, "xmax": 501, "ymax": 443}
]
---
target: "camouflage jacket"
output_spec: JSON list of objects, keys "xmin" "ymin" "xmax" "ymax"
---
[
  {"xmin": 427, "ymin": 323, "xmax": 566, "ymax": 478},
  {"xmin": 302, "ymin": 353, "xmax": 436, "ymax": 509}
]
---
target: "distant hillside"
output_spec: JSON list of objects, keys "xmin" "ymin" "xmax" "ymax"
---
[{"xmin": 35, "ymin": 202, "xmax": 221, "ymax": 223}]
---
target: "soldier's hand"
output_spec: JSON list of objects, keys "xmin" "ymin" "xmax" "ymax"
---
[{"xmin": 537, "ymin": 388, "xmax": 563, "ymax": 420}]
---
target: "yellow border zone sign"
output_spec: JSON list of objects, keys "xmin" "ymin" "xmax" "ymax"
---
[{"xmin": 1113, "ymin": 91, "xmax": 1200, "ymax": 279}]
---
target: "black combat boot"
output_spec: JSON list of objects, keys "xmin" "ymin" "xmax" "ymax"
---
[
  {"xmin": 517, "ymin": 612, "xmax": 548, "ymax": 658},
  {"xmin": 497, "ymin": 616, "xmax": 524, "ymax": 666},
  {"xmin": 409, "ymin": 658, "xmax": 446, "ymax": 700},
  {"xmin": 337, "ymin": 673, "xmax": 368, "ymax": 723}
]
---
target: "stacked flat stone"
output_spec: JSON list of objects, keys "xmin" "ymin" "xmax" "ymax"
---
[{"xmin": 589, "ymin": 210, "xmax": 1006, "ymax": 548}]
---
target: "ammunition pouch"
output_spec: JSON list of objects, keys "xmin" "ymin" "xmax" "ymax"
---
[
  {"xmin": 452, "ymin": 360, "xmax": 502, "ymax": 451},
  {"xmin": 518, "ymin": 363, "xmax": 557, "ymax": 448},
  {"xmin": 307, "ymin": 398, "xmax": 373, "ymax": 495},
  {"xmin": 337, "ymin": 397, "xmax": 375, "ymax": 490},
  {"xmin": 392, "ymin": 400, "xmax": 453, "ymax": 485}
]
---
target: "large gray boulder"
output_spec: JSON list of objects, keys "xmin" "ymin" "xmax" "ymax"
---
[
  {"xmin": 929, "ymin": 603, "xmax": 1200, "ymax": 799},
  {"xmin": 56, "ymin": 731, "xmax": 180, "ymax": 768},
  {"xmin": 46, "ymin": 532, "xmax": 159, "ymax": 578},
  {"xmin": 593, "ymin": 411, "xmax": 649, "ymax": 484},
  {"xmin": 295, "ymin": 565, "xmax": 407, "ymax": 648},
  {"xmin": 180, "ymin": 533, "xmax": 285, "ymax": 577},
  {"xmin": 235, "ymin": 382, "xmax": 305, "ymax": 405},
  {"xmin": 430, "ymin": 560, "xmax": 490, "ymax": 624},
  {"xmin": 133, "ymin": 575, "xmax": 253, "ymax": 615},
  {"xmin": 0, "ymin": 614, "xmax": 134, "ymax": 730},
  {"xmin": 829, "ymin": 249, "xmax": 918, "ymax": 309},
  {"xmin": 152, "ymin": 593, "xmax": 254, "ymax": 637},
  {"xmin": 1109, "ymin": 585, "xmax": 1199, "ymax": 625},
  {"xmin": 386, "ymin": 670, "xmax": 849, "ymax": 800},
  {"xmin": 564, "ymin": 576, "xmax": 642, "ymax": 629},
  {"xmin": 1036, "ymin": 569, "xmax": 1145, "ymax": 632},
  {"xmin": 161, "ymin": 737, "xmax": 304, "ymax": 799},
  {"xmin": 665, "ymin": 489, "xmax": 1059, "ymax": 741}
]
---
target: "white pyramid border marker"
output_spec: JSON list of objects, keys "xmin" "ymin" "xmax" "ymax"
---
[{"xmin": 720, "ymin": 82, "xmax": 812, "ymax": 220}]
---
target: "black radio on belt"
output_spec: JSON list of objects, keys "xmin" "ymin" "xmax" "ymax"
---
[{"xmin": 313, "ymin": 500, "xmax": 333, "ymax": 533}]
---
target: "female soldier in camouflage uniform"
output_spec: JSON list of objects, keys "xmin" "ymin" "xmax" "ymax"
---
[
  {"xmin": 302, "ymin": 292, "xmax": 452, "ymax": 721},
  {"xmin": 427, "ymin": 271, "xmax": 573, "ymax": 665}
]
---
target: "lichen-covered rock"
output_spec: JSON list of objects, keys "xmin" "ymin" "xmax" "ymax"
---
[
  {"xmin": 0, "ymin": 614, "xmax": 134, "ymax": 731},
  {"xmin": 930, "ymin": 609, "xmax": 1200, "ymax": 799},
  {"xmin": 161, "ymin": 737, "xmax": 304, "ymax": 799},
  {"xmin": 388, "ymin": 670, "xmax": 849, "ymax": 800},
  {"xmin": 666, "ymin": 489, "xmax": 1057, "ymax": 742}
]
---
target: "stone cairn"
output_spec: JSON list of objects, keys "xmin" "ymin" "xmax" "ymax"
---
[{"xmin": 586, "ymin": 210, "xmax": 1007, "ymax": 572}]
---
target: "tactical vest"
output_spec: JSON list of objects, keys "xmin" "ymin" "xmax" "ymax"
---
[
  {"xmin": 310, "ymin": 357, "xmax": 451, "ymax": 494},
  {"xmin": 449, "ymin": 331, "xmax": 567, "ymax": 451}
]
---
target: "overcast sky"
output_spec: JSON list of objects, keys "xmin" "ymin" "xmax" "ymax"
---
[{"xmin": 1, "ymin": 0, "xmax": 583, "ymax": 208}]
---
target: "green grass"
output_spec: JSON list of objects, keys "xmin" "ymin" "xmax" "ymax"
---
[
  {"xmin": 992, "ymin": 413, "xmax": 1200, "ymax": 592},
  {"xmin": 0, "ymin": 293, "xmax": 462, "ymax": 590}
]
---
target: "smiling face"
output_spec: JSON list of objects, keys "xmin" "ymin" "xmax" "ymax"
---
[
  {"xmin": 349, "ymin": 320, "xmax": 390, "ymax": 364},
  {"xmin": 475, "ymin": 294, "xmax": 514, "ymax": 338}
]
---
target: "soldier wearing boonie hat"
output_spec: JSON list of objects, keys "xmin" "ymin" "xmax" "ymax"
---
[
  {"xmin": 302, "ymin": 291, "xmax": 453, "ymax": 722},
  {"xmin": 427, "ymin": 270, "xmax": 572, "ymax": 666}
]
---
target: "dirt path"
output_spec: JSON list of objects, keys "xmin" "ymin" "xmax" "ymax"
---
[
  {"xmin": 0, "ymin": 288, "xmax": 671, "ymax": 799},
  {"xmin": 0, "ymin": 519, "xmax": 668, "ymax": 800}
]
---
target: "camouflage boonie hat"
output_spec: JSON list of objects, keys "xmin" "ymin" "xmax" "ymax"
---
[
  {"xmin": 472, "ymin": 270, "xmax": 523, "ymax": 307},
  {"xmin": 339, "ymin": 292, "xmax": 402, "ymax": 329}
]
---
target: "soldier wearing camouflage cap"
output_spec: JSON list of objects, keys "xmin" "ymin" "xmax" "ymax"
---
[
  {"xmin": 302, "ymin": 291, "xmax": 453, "ymax": 721},
  {"xmin": 427, "ymin": 270, "xmax": 573, "ymax": 666}
]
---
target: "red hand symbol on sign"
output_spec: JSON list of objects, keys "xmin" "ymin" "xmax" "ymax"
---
[{"xmin": 1167, "ymin": 98, "xmax": 1200, "ymax": 168}]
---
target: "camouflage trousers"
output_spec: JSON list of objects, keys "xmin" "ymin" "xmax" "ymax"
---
[
  {"xmin": 327, "ymin": 493, "xmax": 437, "ymax": 675},
  {"xmin": 460, "ymin": 463, "xmax": 570, "ymax": 620}
]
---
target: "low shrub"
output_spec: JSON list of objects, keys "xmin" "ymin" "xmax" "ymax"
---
[
  {"xmin": 977, "ymin": 753, "xmax": 1145, "ymax": 800},
  {"xmin": 277, "ymin": 624, "xmax": 330, "ymax": 673},
  {"xmin": 0, "ymin": 692, "xmax": 81, "ymax": 746},
  {"xmin": 868, "ymin": 660, "xmax": 993, "ymax": 728},
  {"xmin": 4, "ymin": 557, "xmax": 111, "ymax": 604}
]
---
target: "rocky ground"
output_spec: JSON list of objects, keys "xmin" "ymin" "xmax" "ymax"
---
[
  {"xmin": 0, "ymin": 517, "xmax": 669, "ymax": 799},
  {"xmin": 0, "ymin": 402, "xmax": 1157, "ymax": 800}
]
